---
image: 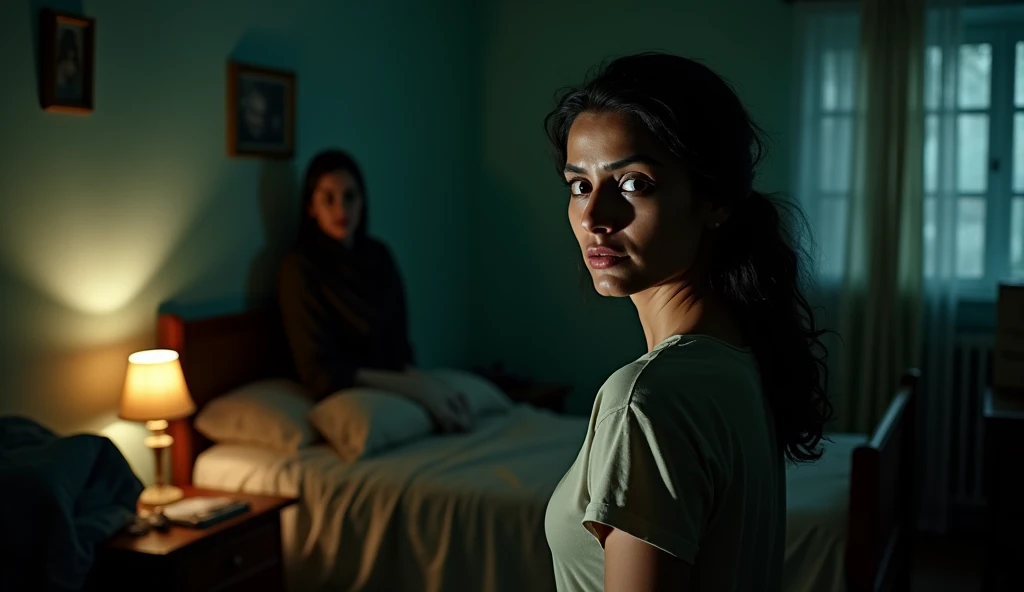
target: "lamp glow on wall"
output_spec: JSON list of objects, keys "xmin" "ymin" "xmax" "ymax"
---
[{"xmin": 119, "ymin": 349, "xmax": 195, "ymax": 505}]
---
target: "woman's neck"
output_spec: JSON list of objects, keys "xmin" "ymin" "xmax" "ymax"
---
[
  {"xmin": 303, "ymin": 227, "xmax": 357, "ymax": 253},
  {"xmin": 630, "ymin": 280, "xmax": 745, "ymax": 353}
]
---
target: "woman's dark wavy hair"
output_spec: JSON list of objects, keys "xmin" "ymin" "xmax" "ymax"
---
[
  {"xmin": 545, "ymin": 52, "xmax": 832, "ymax": 463},
  {"xmin": 299, "ymin": 149, "xmax": 369, "ymax": 244}
]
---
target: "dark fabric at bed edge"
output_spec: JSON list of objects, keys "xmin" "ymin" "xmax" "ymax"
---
[{"xmin": 0, "ymin": 416, "xmax": 143, "ymax": 592}]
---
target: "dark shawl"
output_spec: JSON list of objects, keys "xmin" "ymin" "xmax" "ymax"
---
[{"xmin": 278, "ymin": 229, "xmax": 414, "ymax": 399}]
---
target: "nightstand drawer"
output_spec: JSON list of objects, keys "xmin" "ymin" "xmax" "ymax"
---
[{"xmin": 182, "ymin": 520, "xmax": 281, "ymax": 591}]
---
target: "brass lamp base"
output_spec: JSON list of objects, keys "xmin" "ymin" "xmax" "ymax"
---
[
  {"xmin": 141, "ymin": 419, "xmax": 181, "ymax": 507},
  {"xmin": 139, "ymin": 483, "xmax": 184, "ymax": 506}
]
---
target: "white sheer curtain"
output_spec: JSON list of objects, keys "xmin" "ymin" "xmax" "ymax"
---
[
  {"xmin": 795, "ymin": 0, "xmax": 963, "ymax": 533},
  {"xmin": 794, "ymin": 4, "xmax": 861, "ymax": 406},
  {"xmin": 919, "ymin": 0, "xmax": 963, "ymax": 534}
]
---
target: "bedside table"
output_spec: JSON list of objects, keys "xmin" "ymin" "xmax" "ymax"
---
[
  {"xmin": 504, "ymin": 383, "xmax": 571, "ymax": 413},
  {"xmin": 85, "ymin": 486, "xmax": 295, "ymax": 592}
]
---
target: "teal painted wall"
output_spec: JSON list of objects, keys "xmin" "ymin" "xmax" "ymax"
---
[
  {"xmin": 0, "ymin": 0, "xmax": 797, "ymax": 480},
  {"xmin": 472, "ymin": 0, "xmax": 797, "ymax": 414},
  {"xmin": 0, "ymin": 0, "xmax": 477, "ymax": 480}
]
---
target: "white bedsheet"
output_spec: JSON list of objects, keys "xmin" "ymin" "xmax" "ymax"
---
[
  {"xmin": 195, "ymin": 404, "xmax": 587, "ymax": 592},
  {"xmin": 784, "ymin": 433, "xmax": 868, "ymax": 592},
  {"xmin": 196, "ymin": 407, "xmax": 865, "ymax": 592}
]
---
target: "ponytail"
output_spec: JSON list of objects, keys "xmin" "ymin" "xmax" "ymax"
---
[{"xmin": 710, "ymin": 190, "xmax": 832, "ymax": 462}]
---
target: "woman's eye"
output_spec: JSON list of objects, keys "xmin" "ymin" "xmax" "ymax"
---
[
  {"xmin": 569, "ymin": 180, "xmax": 590, "ymax": 196},
  {"xmin": 621, "ymin": 177, "xmax": 649, "ymax": 193}
]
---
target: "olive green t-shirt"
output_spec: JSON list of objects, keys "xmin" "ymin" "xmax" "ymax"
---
[{"xmin": 544, "ymin": 335, "xmax": 784, "ymax": 591}]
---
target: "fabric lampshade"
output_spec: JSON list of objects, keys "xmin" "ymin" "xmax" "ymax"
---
[{"xmin": 119, "ymin": 349, "xmax": 196, "ymax": 422}]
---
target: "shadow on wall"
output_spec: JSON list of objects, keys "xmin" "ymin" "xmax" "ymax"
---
[
  {"xmin": 247, "ymin": 160, "xmax": 298, "ymax": 308},
  {"xmin": 473, "ymin": 164, "xmax": 644, "ymax": 414},
  {"xmin": 153, "ymin": 161, "xmax": 296, "ymax": 320}
]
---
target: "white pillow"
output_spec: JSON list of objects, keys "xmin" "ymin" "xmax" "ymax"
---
[
  {"xmin": 428, "ymin": 369, "xmax": 512, "ymax": 417},
  {"xmin": 194, "ymin": 379, "xmax": 316, "ymax": 452},
  {"xmin": 308, "ymin": 388, "xmax": 434, "ymax": 463}
]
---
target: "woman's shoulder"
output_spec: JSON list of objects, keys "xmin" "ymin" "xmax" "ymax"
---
[
  {"xmin": 279, "ymin": 248, "xmax": 313, "ymax": 275},
  {"xmin": 593, "ymin": 338, "xmax": 760, "ymax": 424}
]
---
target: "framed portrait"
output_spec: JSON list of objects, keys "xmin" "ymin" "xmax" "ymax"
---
[
  {"xmin": 227, "ymin": 62, "xmax": 296, "ymax": 158},
  {"xmin": 40, "ymin": 10, "xmax": 96, "ymax": 113}
]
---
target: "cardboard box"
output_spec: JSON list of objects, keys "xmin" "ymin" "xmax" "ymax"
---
[{"xmin": 994, "ymin": 282, "xmax": 1024, "ymax": 391}]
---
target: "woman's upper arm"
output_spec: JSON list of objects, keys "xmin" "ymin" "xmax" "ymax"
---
[{"xmin": 602, "ymin": 526, "xmax": 691, "ymax": 592}]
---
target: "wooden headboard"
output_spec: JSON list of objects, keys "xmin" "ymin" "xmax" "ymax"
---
[{"xmin": 158, "ymin": 309, "xmax": 295, "ymax": 486}]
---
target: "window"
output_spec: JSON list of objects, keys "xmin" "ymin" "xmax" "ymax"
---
[
  {"xmin": 922, "ymin": 26, "xmax": 1024, "ymax": 294},
  {"xmin": 922, "ymin": 42, "xmax": 992, "ymax": 282},
  {"xmin": 1013, "ymin": 41, "xmax": 1024, "ymax": 277},
  {"xmin": 802, "ymin": 16, "xmax": 1024, "ymax": 296},
  {"xmin": 797, "ymin": 10, "xmax": 859, "ymax": 280},
  {"xmin": 816, "ymin": 47, "xmax": 856, "ymax": 278}
]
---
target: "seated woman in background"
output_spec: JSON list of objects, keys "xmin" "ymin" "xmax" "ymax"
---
[{"xmin": 278, "ymin": 149, "xmax": 472, "ymax": 432}]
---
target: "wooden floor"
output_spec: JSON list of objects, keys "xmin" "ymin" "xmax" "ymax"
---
[{"xmin": 912, "ymin": 535, "xmax": 985, "ymax": 592}]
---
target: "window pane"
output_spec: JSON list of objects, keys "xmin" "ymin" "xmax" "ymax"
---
[
  {"xmin": 819, "ymin": 116, "xmax": 853, "ymax": 193},
  {"xmin": 957, "ymin": 197, "xmax": 986, "ymax": 279},
  {"xmin": 958, "ymin": 114, "xmax": 989, "ymax": 193},
  {"xmin": 1016, "ymin": 42, "xmax": 1024, "ymax": 108},
  {"xmin": 924, "ymin": 196, "xmax": 937, "ymax": 278},
  {"xmin": 822, "ymin": 50, "xmax": 856, "ymax": 111},
  {"xmin": 959, "ymin": 44, "xmax": 991, "ymax": 109},
  {"xmin": 820, "ymin": 196, "xmax": 848, "ymax": 277},
  {"xmin": 1012, "ymin": 197, "xmax": 1024, "ymax": 278},
  {"xmin": 925, "ymin": 115, "xmax": 939, "ymax": 193},
  {"xmin": 926, "ymin": 46, "xmax": 943, "ymax": 110},
  {"xmin": 1016, "ymin": 112, "xmax": 1024, "ymax": 192}
]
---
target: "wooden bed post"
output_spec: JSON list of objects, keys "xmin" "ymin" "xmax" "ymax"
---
[
  {"xmin": 154, "ymin": 309, "xmax": 294, "ymax": 488},
  {"xmin": 158, "ymin": 314, "xmax": 194, "ymax": 487},
  {"xmin": 845, "ymin": 368, "xmax": 920, "ymax": 592}
]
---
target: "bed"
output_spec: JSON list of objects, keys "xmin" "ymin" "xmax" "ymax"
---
[{"xmin": 160, "ymin": 310, "xmax": 918, "ymax": 592}]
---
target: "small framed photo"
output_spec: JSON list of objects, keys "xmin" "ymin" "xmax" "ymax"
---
[
  {"xmin": 227, "ymin": 62, "xmax": 296, "ymax": 158},
  {"xmin": 40, "ymin": 10, "xmax": 96, "ymax": 113}
]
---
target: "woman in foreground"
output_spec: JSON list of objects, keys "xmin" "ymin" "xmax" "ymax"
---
[
  {"xmin": 543, "ymin": 53, "xmax": 832, "ymax": 591},
  {"xmin": 278, "ymin": 150, "xmax": 472, "ymax": 432}
]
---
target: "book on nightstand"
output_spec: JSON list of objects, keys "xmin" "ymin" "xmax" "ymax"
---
[{"xmin": 160, "ymin": 496, "xmax": 250, "ymax": 528}]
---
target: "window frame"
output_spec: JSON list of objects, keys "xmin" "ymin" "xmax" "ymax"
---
[
  {"xmin": 803, "ymin": 22, "xmax": 1024, "ymax": 299},
  {"xmin": 945, "ymin": 25, "xmax": 1018, "ymax": 300}
]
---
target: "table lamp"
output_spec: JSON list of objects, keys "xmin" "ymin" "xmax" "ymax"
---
[{"xmin": 119, "ymin": 349, "xmax": 195, "ymax": 505}]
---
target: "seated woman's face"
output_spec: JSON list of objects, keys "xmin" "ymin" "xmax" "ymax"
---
[
  {"xmin": 309, "ymin": 170, "xmax": 364, "ymax": 243},
  {"xmin": 564, "ymin": 111, "xmax": 713, "ymax": 297}
]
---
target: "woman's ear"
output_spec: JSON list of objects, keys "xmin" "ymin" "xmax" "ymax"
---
[{"xmin": 706, "ymin": 204, "xmax": 731, "ymax": 229}]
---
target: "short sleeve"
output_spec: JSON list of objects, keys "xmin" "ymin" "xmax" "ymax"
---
[{"xmin": 582, "ymin": 404, "xmax": 714, "ymax": 564}]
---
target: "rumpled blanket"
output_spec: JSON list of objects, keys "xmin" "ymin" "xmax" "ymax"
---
[{"xmin": 0, "ymin": 416, "xmax": 143, "ymax": 592}]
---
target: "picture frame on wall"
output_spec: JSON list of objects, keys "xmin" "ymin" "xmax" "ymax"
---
[
  {"xmin": 40, "ymin": 9, "xmax": 95, "ymax": 113},
  {"xmin": 227, "ymin": 62, "xmax": 296, "ymax": 158}
]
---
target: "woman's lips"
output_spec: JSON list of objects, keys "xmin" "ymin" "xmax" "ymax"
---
[{"xmin": 586, "ymin": 246, "xmax": 628, "ymax": 269}]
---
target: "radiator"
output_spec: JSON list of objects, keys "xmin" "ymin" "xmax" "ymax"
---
[{"xmin": 949, "ymin": 332, "xmax": 993, "ymax": 509}]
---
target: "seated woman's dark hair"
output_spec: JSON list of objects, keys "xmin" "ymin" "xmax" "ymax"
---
[
  {"xmin": 300, "ymin": 149, "xmax": 369, "ymax": 243},
  {"xmin": 545, "ymin": 52, "xmax": 833, "ymax": 463}
]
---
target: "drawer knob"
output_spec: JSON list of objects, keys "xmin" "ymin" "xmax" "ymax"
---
[{"xmin": 232, "ymin": 554, "xmax": 243, "ymax": 567}]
